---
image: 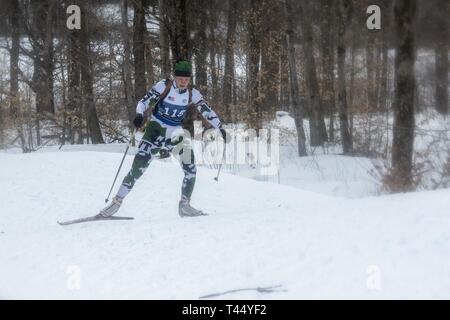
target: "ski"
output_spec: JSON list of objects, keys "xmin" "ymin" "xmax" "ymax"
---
[{"xmin": 57, "ymin": 215, "xmax": 134, "ymax": 226}]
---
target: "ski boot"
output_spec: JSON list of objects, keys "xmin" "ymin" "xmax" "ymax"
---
[
  {"xmin": 99, "ymin": 196, "xmax": 123, "ymax": 217},
  {"xmin": 178, "ymin": 197, "xmax": 207, "ymax": 217}
]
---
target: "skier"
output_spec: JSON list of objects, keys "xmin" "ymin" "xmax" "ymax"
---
[{"xmin": 99, "ymin": 60, "xmax": 226, "ymax": 218}]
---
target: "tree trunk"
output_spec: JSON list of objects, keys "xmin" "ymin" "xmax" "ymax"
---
[
  {"xmin": 80, "ymin": 0, "xmax": 104, "ymax": 144},
  {"xmin": 348, "ymin": 32, "xmax": 356, "ymax": 138},
  {"xmin": 336, "ymin": 0, "xmax": 353, "ymax": 154},
  {"xmin": 379, "ymin": 30, "xmax": 389, "ymax": 111},
  {"xmin": 133, "ymin": 0, "xmax": 147, "ymax": 99},
  {"xmin": 192, "ymin": 0, "xmax": 208, "ymax": 94},
  {"xmin": 159, "ymin": 0, "xmax": 171, "ymax": 77},
  {"xmin": 391, "ymin": 0, "xmax": 417, "ymax": 192},
  {"xmin": 260, "ymin": 43, "xmax": 281, "ymax": 121},
  {"xmin": 434, "ymin": 0, "xmax": 449, "ymax": 115},
  {"xmin": 121, "ymin": 0, "xmax": 136, "ymax": 128},
  {"xmin": 208, "ymin": 2, "xmax": 219, "ymax": 105},
  {"xmin": 435, "ymin": 43, "xmax": 449, "ymax": 115},
  {"xmin": 283, "ymin": 0, "xmax": 307, "ymax": 156},
  {"xmin": 67, "ymin": 0, "xmax": 83, "ymax": 144},
  {"xmin": 377, "ymin": 1, "xmax": 391, "ymax": 113},
  {"xmin": 167, "ymin": 0, "xmax": 190, "ymax": 61},
  {"xmin": 260, "ymin": 0, "xmax": 281, "ymax": 122},
  {"xmin": 29, "ymin": 0, "xmax": 56, "ymax": 146},
  {"xmin": 279, "ymin": 37, "xmax": 290, "ymax": 112},
  {"xmin": 59, "ymin": 43, "xmax": 68, "ymax": 147},
  {"xmin": 145, "ymin": 29, "xmax": 155, "ymax": 87},
  {"xmin": 320, "ymin": 0, "xmax": 337, "ymax": 142},
  {"xmin": 30, "ymin": 0, "xmax": 55, "ymax": 116},
  {"xmin": 9, "ymin": 0, "xmax": 26, "ymax": 151},
  {"xmin": 366, "ymin": 37, "xmax": 378, "ymax": 111},
  {"xmin": 223, "ymin": 0, "xmax": 238, "ymax": 123},
  {"xmin": 246, "ymin": 0, "xmax": 262, "ymax": 131},
  {"xmin": 9, "ymin": 0, "xmax": 20, "ymax": 118},
  {"xmin": 209, "ymin": 44, "xmax": 218, "ymax": 103},
  {"xmin": 299, "ymin": 1, "xmax": 328, "ymax": 147},
  {"xmin": 374, "ymin": 39, "xmax": 382, "ymax": 111}
]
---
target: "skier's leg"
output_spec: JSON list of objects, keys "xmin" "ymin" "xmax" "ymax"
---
[
  {"xmin": 116, "ymin": 121, "xmax": 166, "ymax": 199},
  {"xmin": 173, "ymin": 139, "xmax": 205, "ymax": 217},
  {"xmin": 163, "ymin": 128, "xmax": 195, "ymax": 201},
  {"xmin": 115, "ymin": 140, "xmax": 157, "ymax": 198},
  {"xmin": 99, "ymin": 140, "xmax": 156, "ymax": 217},
  {"xmin": 180, "ymin": 148, "xmax": 197, "ymax": 200},
  {"xmin": 100, "ymin": 121, "xmax": 165, "ymax": 217}
]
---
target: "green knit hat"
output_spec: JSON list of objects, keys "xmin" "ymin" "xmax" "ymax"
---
[{"xmin": 174, "ymin": 60, "xmax": 192, "ymax": 77}]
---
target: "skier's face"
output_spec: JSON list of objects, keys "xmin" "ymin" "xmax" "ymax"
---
[{"xmin": 175, "ymin": 76, "xmax": 191, "ymax": 90}]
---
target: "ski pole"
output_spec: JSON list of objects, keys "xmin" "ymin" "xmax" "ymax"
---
[
  {"xmin": 214, "ymin": 142, "xmax": 226, "ymax": 182},
  {"xmin": 105, "ymin": 129, "xmax": 136, "ymax": 203},
  {"xmin": 214, "ymin": 163, "xmax": 222, "ymax": 182}
]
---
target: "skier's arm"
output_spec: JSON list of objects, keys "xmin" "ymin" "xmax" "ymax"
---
[
  {"xmin": 192, "ymin": 90, "xmax": 222, "ymax": 129},
  {"xmin": 136, "ymin": 80, "xmax": 167, "ymax": 115}
]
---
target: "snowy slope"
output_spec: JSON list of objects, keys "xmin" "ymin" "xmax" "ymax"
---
[{"xmin": 1, "ymin": 151, "xmax": 450, "ymax": 299}]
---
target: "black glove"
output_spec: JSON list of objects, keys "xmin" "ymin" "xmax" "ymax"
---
[
  {"xmin": 133, "ymin": 114, "xmax": 144, "ymax": 128},
  {"xmin": 159, "ymin": 148, "xmax": 171, "ymax": 159}
]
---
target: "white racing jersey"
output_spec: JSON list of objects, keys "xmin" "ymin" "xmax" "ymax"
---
[{"xmin": 136, "ymin": 79, "xmax": 222, "ymax": 131}]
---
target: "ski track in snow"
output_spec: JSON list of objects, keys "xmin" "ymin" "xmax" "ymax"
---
[{"xmin": 1, "ymin": 151, "xmax": 450, "ymax": 299}]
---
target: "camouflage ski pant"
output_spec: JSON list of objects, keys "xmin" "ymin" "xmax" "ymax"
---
[{"xmin": 116, "ymin": 120, "xmax": 197, "ymax": 200}]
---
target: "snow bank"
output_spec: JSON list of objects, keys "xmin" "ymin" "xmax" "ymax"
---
[{"xmin": 1, "ymin": 151, "xmax": 450, "ymax": 299}]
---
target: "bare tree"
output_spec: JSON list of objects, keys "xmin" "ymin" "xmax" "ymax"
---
[
  {"xmin": 283, "ymin": 0, "xmax": 306, "ymax": 156},
  {"xmin": 121, "ymin": 0, "xmax": 136, "ymax": 128},
  {"xmin": 80, "ymin": 0, "xmax": 104, "ymax": 144},
  {"xmin": 166, "ymin": 0, "xmax": 190, "ymax": 61},
  {"xmin": 208, "ymin": 1, "xmax": 219, "ymax": 104},
  {"xmin": 158, "ymin": 0, "xmax": 171, "ymax": 77},
  {"xmin": 144, "ymin": 18, "xmax": 155, "ymax": 86},
  {"xmin": 279, "ymin": 37, "xmax": 290, "ymax": 112},
  {"xmin": 366, "ymin": 34, "xmax": 378, "ymax": 111},
  {"xmin": 434, "ymin": 0, "xmax": 449, "ymax": 115},
  {"xmin": 299, "ymin": 0, "xmax": 328, "ymax": 147},
  {"xmin": 390, "ymin": 0, "xmax": 417, "ymax": 191},
  {"xmin": 223, "ymin": 0, "xmax": 238, "ymax": 123},
  {"xmin": 320, "ymin": 0, "xmax": 337, "ymax": 142},
  {"xmin": 246, "ymin": 0, "xmax": 262, "ymax": 131},
  {"xmin": 260, "ymin": 0, "xmax": 282, "ymax": 122},
  {"xmin": 9, "ymin": 0, "xmax": 26, "ymax": 150},
  {"xmin": 26, "ymin": 0, "xmax": 56, "ymax": 145},
  {"xmin": 67, "ymin": 0, "xmax": 83, "ymax": 144},
  {"xmin": 192, "ymin": 0, "xmax": 208, "ymax": 93},
  {"xmin": 133, "ymin": 0, "xmax": 148, "ymax": 99},
  {"xmin": 336, "ymin": 0, "xmax": 353, "ymax": 154},
  {"xmin": 378, "ymin": 0, "xmax": 391, "ymax": 112}
]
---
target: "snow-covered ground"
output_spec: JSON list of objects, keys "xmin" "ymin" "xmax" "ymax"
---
[
  {"xmin": 227, "ymin": 149, "xmax": 381, "ymax": 198},
  {"xmin": 1, "ymin": 150, "xmax": 450, "ymax": 299}
]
